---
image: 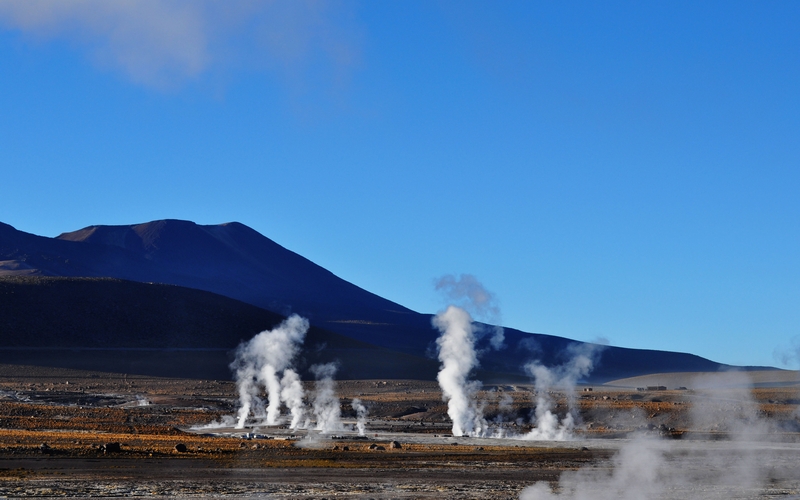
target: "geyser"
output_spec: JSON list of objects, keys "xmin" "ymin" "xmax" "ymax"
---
[
  {"xmin": 432, "ymin": 274, "xmax": 505, "ymax": 437},
  {"xmin": 230, "ymin": 314, "xmax": 309, "ymax": 429},
  {"xmin": 433, "ymin": 305, "xmax": 486, "ymax": 437},
  {"xmin": 310, "ymin": 362, "xmax": 343, "ymax": 434},
  {"xmin": 523, "ymin": 343, "xmax": 601, "ymax": 441}
]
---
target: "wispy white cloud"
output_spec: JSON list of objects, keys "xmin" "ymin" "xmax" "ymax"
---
[{"xmin": 0, "ymin": 0, "xmax": 360, "ymax": 90}]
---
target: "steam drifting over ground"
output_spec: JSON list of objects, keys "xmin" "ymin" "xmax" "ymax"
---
[
  {"xmin": 519, "ymin": 371, "xmax": 798, "ymax": 499},
  {"xmin": 523, "ymin": 343, "xmax": 603, "ymax": 441}
]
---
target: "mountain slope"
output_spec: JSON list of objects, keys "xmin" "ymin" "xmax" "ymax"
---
[
  {"xmin": 0, "ymin": 276, "xmax": 440, "ymax": 380},
  {"xmin": 0, "ymin": 220, "xmax": 742, "ymax": 381}
]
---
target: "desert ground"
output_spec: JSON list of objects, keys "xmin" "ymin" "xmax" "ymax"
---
[{"xmin": 0, "ymin": 364, "xmax": 797, "ymax": 498}]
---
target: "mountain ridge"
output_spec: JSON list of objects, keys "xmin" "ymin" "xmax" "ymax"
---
[{"xmin": 0, "ymin": 219, "xmax": 755, "ymax": 381}]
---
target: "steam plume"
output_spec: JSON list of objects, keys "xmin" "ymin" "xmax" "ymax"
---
[
  {"xmin": 310, "ymin": 363, "xmax": 343, "ymax": 434},
  {"xmin": 523, "ymin": 343, "xmax": 600, "ymax": 440},
  {"xmin": 230, "ymin": 314, "xmax": 309, "ymax": 429},
  {"xmin": 280, "ymin": 368, "xmax": 308, "ymax": 430},
  {"xmin": 436, "ymin": 274, "xmax": 504, "ymax": 349},
  {"xmin": 433, "ymin": 305, "xmax": 487, "ymax": 437},
  {"xmin": 351, "ymin": 398, "xmax": 368, "ymax": 436}
]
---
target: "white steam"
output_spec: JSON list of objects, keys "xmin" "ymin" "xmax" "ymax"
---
[
  {"xmin": 230, "ymin": 314, "xmax": 309, "ymax": 429},
  {"xmin": 520, "ymin": 436, "xmax": 667, "ymax": 500},
  {"xmin": 433, "ymin": 305, "xmax": 487, "ymax": 437},
  {"xmin": 310, "ymin": 362, "xmax": 343, "ymax": 434},
  {"xmin": 520, "ymin": 372, "xmax": 794, "ymax": 499},
  {"xmin": 436, "ymin": 274, "xmax": 504, "ymax": 349},
  {"xmin": 351, "ymin": 398, "xmax": 368, "ymax": 436},
  {"xmin": 280, "ymin": 368, "xmax": 308, "ymax": 430},
  {"xmin": 432, "ymin": 274, "xmax": 506, "ymax": 437},
  {"xmin": 523, "ymin": 343, "xmax": 601, "ymax": 441}
]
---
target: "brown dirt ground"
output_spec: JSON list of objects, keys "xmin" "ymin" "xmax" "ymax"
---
[{"xmin": 0, "ymin": 364, "xmax": 797, "ymax": 498}]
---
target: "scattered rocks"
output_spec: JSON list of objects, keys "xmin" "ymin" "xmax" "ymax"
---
[
  {"xmin": 174, "ymin": 443, "xmax": 187, "ymax": 453},
  {"xmin": 102, "ymin": 442, "xmax": 121, "ymax": 454}
]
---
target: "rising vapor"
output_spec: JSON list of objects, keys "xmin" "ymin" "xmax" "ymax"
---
[
  {"xmin": 230, "ymin": 314, "xmax": 309, "ymax": 429},
  {"xmin": 351, "ymin": 398, "xmax": 368, "ymax": 436},
  {"xmin": 433, "ymin": 305, "xmax": 486, "ymax": 437},
  {"xmin": 310, "ymin": 362, "xmax": 343, "ymax": 434},
  {"xmin": 436, "ymin": 273, "xmax": 504, "ymax": 349},
  {"xmin": 523, "ymin": 343, "xmax": 601, "ymax": 440},
  {"xmin": 520, "ymin": 372, "xmax": 789, "ymax": 499},
  {"xmin": 433, "ymin": 274, "xmax": 506, "ymax": 437}
]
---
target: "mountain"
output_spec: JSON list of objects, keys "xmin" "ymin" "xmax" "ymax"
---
[
  {"xmin": 0, "ymin": 219, "xmax": 747, "ymax": 381},
  {"xmin": 0, "ymin": 276, "xmax": 440, "ymax": 380}
]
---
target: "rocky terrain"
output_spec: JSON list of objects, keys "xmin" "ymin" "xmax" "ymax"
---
[{"xmin": 0, "ymin": 364, "xmax": 796, "ymax": 498}]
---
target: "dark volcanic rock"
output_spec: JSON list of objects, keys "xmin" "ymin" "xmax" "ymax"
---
[{"xmin": 102, "ymin": 442, "xmax": 121, "ymax": 454}]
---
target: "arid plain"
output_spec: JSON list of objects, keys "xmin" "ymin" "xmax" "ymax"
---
[{"xmin": 0, "ymin": 364, "xmax": 798, "ymax": 498}]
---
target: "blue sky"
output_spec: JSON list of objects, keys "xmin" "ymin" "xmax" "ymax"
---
[{"xmin": 1, "ymin": 1, "xmax": 798, "ymax": 368}]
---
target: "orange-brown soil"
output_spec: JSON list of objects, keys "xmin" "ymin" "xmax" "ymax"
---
[{"xmin": 0, "ymin": 365, "xmax": 797, "ymax": 498}]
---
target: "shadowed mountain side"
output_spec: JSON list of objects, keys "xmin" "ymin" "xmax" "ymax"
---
[
  {"xmin": 473, "ymin": 327, "xmax": 729, "ymax": 383},
  {"xmin": 2, "ymin": 221, "xmax": 424, "ymax": 351},
  {"xmin": 0, "ymin": 220, "xmax": 752, "ymax": 380},
  {"xmin": 56, "ymin": 220, "xmax": 418, "ymax": 325},
  {"xmin": 0, "ymin": 277, "xmax": 439, "ymax": 380}
]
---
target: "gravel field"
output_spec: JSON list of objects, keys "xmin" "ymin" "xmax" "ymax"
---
[{"xmin": 0, "ymin": 364, "xmax": 796, "ymax": 498}]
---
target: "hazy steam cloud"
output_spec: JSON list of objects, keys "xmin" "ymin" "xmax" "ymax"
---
[
  {"xmin": 351, "ymin": 398, "xmax": 368, "ymax": 436},
  {"xmin": 774, "ymin": 336, "xmax": 800, "ymax": 367},
  {"xmin": 436, "ymin": 273, "xmax": 504, "ymax": 349},
  {"xmin": 433, "ymin": 305, "xmax": 487, "ymax": 437},
  {"xmin": 519, "ymin": 437, "xmax": 667, "ymax": 500},
  {"xmin": 523, "ymin": 343, "xmax": 601, "ymax": 440},
  {"xmin": 0, "ymin": 0, "xmax": 360, "ymax": 90},
  {"xmin": 280, "ymin": 368, "xmax": 308, "ymax": 430},
  {"xmin": 519, "ymin": 372, "xmax": 789, "ymax": 499},
  {"xmin": 230, "ymin": 314, "xmax": 309, "ymax": 429},
  {"xmin": 310, "ymin": 362, "xmax": 343, "ymax": 434}
]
